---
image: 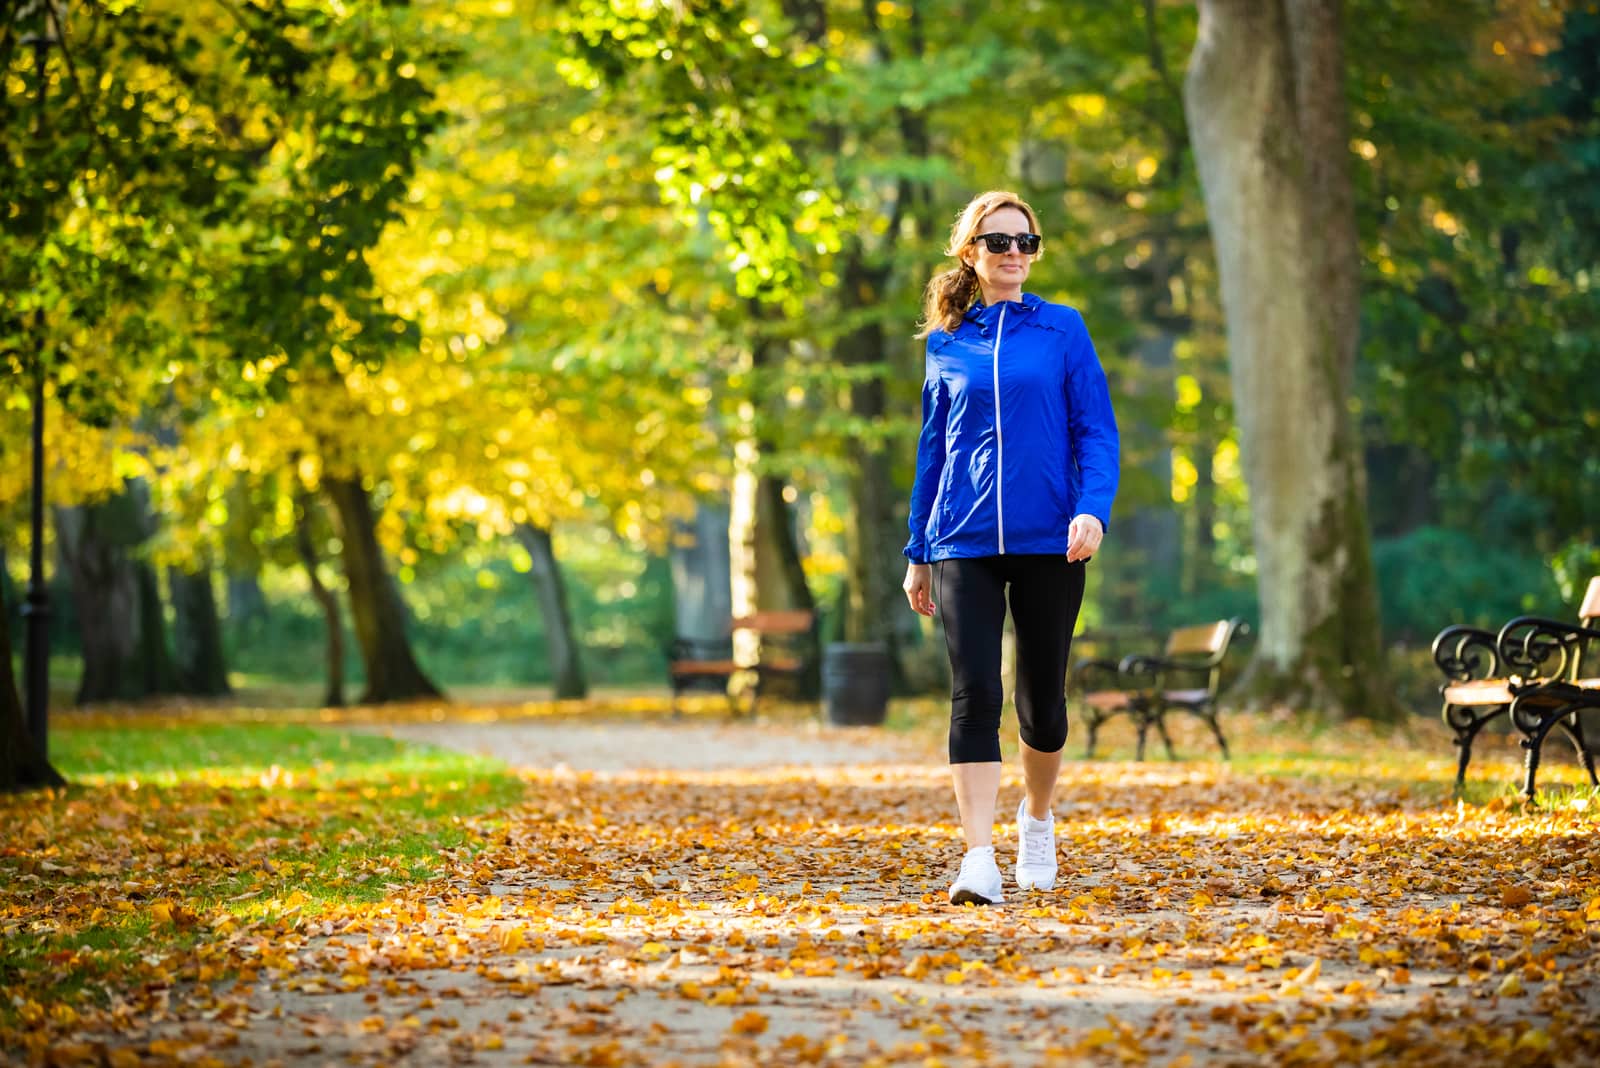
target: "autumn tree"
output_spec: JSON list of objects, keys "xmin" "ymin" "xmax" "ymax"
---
[{"xmin": 1182, "ymin": 0, "xmax": 1394, "ymax": 717}]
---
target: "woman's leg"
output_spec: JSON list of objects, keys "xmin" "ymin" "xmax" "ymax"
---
[
  {"xmin": 1009, "ymin": 557, "xmax": 1087, "ymax": 816},
  {"xmin": 1018, "ymin": 741, "xmax": 1062, "ymax": 821},
  {"xmin": 951, "ymin": 762, "xmax": 1004, "ymax": 848},
  {"xmin": 936, "ymin": 558, "xmax": 1008, "ymax": 848}
]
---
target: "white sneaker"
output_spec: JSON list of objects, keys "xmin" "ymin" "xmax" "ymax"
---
[
  {"xmin": 1015, "ymin": 799, "xmax": 1057, "ymax": 891},
  {"xmin": 948, "ymin": 846, "xmax": 1004, "ymax": 906}
]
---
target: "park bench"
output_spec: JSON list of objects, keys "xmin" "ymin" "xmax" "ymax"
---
[
  {"xmin": 667, "ymin": 609, "xmax": 815, "ymax": 717},
  {"xmin": 1431, "ymin": 576, "xmax": 1599, "ymax": 794},
  {"xmin": 1075, "ymin": 618, "xmax": 1249, "ymax": 761}
]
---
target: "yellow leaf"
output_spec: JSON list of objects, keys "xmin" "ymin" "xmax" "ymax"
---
[
  {"xmin": 1515, "ymin": 1029, "xmax": 1550, "ymax": 1052},
  {"xmin": 1497, "ymin": 972, "xmax": 1524, "ymax": 997},
  {"xmin": 730, "ymin": 1011, "xmax": 768, "ymax": 1035},
  {"xmin": 1500, "ymin": 885, "xmax": 1532, "ymax": 908}
]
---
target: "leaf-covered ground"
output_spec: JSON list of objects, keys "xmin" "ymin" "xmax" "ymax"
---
[{"xmin": 3, "ymin": 699, "xmax": 1597, "ymax": 1066}]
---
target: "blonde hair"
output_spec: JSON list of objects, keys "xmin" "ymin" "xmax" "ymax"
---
[{"xmin": 915, "ymin": 190, "xmax": 1041, "ymax": 339}]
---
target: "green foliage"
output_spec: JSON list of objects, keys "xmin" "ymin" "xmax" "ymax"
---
[
  {"xmin": 555, "ymin": 0, "xmax": 843, "ymax": 307},
  {"xmin": 1372, "ymin": 525, "xmax": 1562, "ymax": 641},
  {"xmin": 1354, "ymin": 1, "xmax": 1600, "ymax": 551}
]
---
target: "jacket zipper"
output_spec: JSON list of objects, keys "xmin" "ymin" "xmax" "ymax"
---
[{"xmin": 992, "ymin": 306, "xmax": 1007, "ymax": 554}]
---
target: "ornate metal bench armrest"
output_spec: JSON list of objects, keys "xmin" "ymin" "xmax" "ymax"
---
[
  {"xmin": 1496, "ymin": 616, "xmax": 1600, "ymax": 682},
  {"xmin": 1117, "ymin": 653, "xmax": 1167, "ymax": 681},
  {"xmin": 1071, "ymin": 657, "xmax": 1123, "ymax": 688},
  {"xmin": 1430, "ymin": 625, "xmax": 1500, "ymax": 682}
]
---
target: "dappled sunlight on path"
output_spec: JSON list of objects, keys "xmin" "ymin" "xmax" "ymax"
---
[{"xmin": 4, "ymin": 709, "xmax": 1597, "ymax": 1065}]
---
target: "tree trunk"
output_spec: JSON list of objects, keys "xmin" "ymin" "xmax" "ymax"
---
[
  {"xmin": 729, "ymin": 326, "xmax": 819, "ymax": 698},
  {"xmin": 226, "ymin": 572, "xmax": 269, "ymax": 629},
  {"xmin": 514, "ymin": 523, "xmax": 587, "ymax": 700},
  {"xmin": 293, "ymin": 488, "xmax": 345, "ymax": 708},
  {"xmin": 169, "ymin": 566, "xmax": 231, "ymax": 696},
  {"xmin": 0, "ymin": 558, "xmax": 63, "ymax": 791},
  {"xmin": 134, "ymin": 561, "xmax": 179, "ymax": 696},
  {"xmin": 56, "ymin": 500, "xmax": 143, "ymax": 705},
  {"xmin": 670, "ymin": 502, "xmax": 733, "ymax": 639},
  {"xmin": 835, "ymin": 249, "xmax": 909, "ymax": 690},
  {"xmin": 322, "ymin": 473, "xmax": 442, "ymax": 704},
  {"xmin": 1184, "ymin": 0, "xmax": 1393, "ymax": 717}
]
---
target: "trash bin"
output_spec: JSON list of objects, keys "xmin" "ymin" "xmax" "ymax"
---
[{"xmin": 822, "ymin": 641, "xmax": 891, "ymax": 727}]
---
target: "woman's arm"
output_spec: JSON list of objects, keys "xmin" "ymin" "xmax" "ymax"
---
[
  {"xmin": 1063, "ymin": 314, "xmax": 1120, "ymax": 531},
  {"xmin": 904, "ymin": 347, "xmax": 951, "ymax": 564}
]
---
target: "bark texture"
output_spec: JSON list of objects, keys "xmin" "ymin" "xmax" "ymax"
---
[
  {"xmin": 169, "ymin": 566, "xmax": 230, "ymax": 696},
  {"xmin": 293, "ymin": 488, "xmax": 345, "ymax": 708},
  {"xmin": 1185, "ymin": 0, "xmax": 1393, "ymax": 717},
  {"xmin": 322, "ymin": 474, "xmax": 442, "ymax": 704},
  {"xmin": 514, "ymin": 523, "xmax": 587, "ymax": 700}
]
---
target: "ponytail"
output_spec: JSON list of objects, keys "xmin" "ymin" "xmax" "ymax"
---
[{"xmin": 916, "ymin": 261, "xmax": 981, "ymax": 339}]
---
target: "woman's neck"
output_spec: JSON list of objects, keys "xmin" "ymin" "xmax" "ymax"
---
[{"xmin": 979, "ymin": 284, "xmax": 1023, "ymax": 306}]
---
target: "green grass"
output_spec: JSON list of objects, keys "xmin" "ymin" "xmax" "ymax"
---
[{"xmin": 0, "ymin": 719, "xmax": 529, "ymax": 1033}]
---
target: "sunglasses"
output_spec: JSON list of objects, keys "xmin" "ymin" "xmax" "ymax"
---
[{"xmin": 971, "ymin": 232, "xmax": 1042, "ymax": 255}]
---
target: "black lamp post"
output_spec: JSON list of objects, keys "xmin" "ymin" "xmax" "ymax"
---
[{"xmin": 20, "ymin": 1, "xmax": 60, "ymax": 764}]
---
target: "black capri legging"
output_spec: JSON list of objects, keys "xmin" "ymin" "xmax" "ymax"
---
[{"xmin": 935, "ymin": 555, "xmax": 1087, "ymax": 764}]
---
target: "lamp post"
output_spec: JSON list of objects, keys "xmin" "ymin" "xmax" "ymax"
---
[{"xmin": 20, "ymin": 1, "xmax": 60, "ymax": 764}]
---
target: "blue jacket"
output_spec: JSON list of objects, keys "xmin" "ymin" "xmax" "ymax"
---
[{"xmin": 905, "ymin": 293, "xmax": 1120, "ymax": 564}]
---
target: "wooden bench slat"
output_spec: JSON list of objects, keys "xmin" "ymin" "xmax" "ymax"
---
[
  {"xmin": 1443, "ymin": 679, "xmax": 1514, "ymax": 705},
  {"xmin": 1165, "ymin": 621, "xmax": 1229, "ymax": 658},
  {"xmin": 732, "ymin": 610, "xmax": 815, "ymax": 634},
  {"xmin": 670, "ymin": 660, "xmax": 739, "ymax": 674}
]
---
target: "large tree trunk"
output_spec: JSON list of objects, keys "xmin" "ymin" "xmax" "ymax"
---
[
  {"xmin": 322, "ymin": 474, "xmax": 442, "ymax": 704},
  {"xmin": 1184, "ymin": 0, "xmax": 1393, "ymax": 717},
  {"xmin": 513, "ymin": 523, "xmax": 587, "ymax": 700},
  {"xmin": 293, "ymin": 488, "xmax": 345, "ymax": 708},
  {"xmin": 0, "ymin": 557, "xmax": 63, "ymax": 792},
  {"xmin": 56, "ymin": 503, "xmax": 138, "ymax": 704},
  {"xmin": 169, "ymin": 566, "xmax": 231, "ymax": 696},
  {"xmin": 55, "ymin": 496, "xmax": 144, "ymax": 705}
]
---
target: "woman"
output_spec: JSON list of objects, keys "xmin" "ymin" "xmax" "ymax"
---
[{"xmin": 903, "ymin": 190, "xmax": 1120, "ymax": 905}]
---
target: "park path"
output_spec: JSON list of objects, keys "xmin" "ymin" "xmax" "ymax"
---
[{"xmin": 107, "ymin": 717, "xmax": 1600, "ymax": 1066}]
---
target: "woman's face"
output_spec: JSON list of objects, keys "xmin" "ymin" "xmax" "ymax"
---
[{"xmin": 960, "ymin": 206, "xmax": 1036, "ymax": 294}]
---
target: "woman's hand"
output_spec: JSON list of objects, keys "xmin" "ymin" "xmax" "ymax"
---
[
  {"xmin": 903, "ymin": 562, "xmax": 936, "ymax": 616},
  {"xmin": 1066, "ymin": 514, "xmax": 1103, "ymax": 562}
]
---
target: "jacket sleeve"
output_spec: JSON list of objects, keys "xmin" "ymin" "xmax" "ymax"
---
[
  {"xmin": 904, "ymin": 346, "xmax": 951, "ymax": 564},
  {"xmin": 1063, "ymin": 313, "xmax": 1120, "ymax": 530}
]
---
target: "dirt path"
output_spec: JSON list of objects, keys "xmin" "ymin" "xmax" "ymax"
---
[{"xmin": 106, "ymin": 720, "xmax": 1599, "ymax": 1066}]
